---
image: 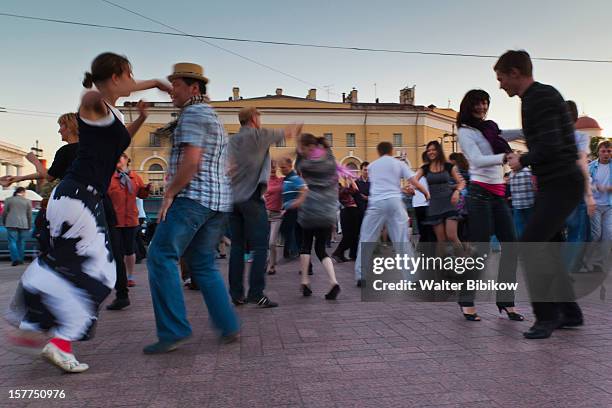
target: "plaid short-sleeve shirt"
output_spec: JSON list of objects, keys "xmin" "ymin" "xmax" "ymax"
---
[
  {"xmin": 168, "ymin": 103, "xmax": 232, "ymax": 212},
  {"xmin": 509, "ymin": 168, "xmax": 536, "ymax": 210}
]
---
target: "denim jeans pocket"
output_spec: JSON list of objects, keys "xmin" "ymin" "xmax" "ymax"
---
[{"xmin": 169, "ymin": 198, "xmax": 210, "ymax": 231}]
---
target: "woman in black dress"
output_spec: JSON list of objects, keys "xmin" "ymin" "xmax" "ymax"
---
[{"xmin": 7, "ymin": 53, "xmax": 168, "ymax": 373}]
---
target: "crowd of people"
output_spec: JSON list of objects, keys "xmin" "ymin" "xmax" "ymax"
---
[{"xmin": 0, "ymin": 49, "xmax": 610, "ymax": 374}]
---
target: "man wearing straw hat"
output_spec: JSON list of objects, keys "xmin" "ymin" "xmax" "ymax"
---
[{"xmin": 144, "ymin": 63, "xmax": 239, "ymax": 354}]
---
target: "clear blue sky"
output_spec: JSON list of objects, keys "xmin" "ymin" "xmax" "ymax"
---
[{"xmin": 1, "ymin": 0, "xmax": 611, "ymax": 160}]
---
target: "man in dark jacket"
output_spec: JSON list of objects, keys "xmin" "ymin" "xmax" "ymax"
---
[{"xmin": 498, "ymin": 50, "xmax": 583, "ymax": 339}]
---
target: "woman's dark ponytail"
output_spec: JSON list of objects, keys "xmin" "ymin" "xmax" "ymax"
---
[{"xmin": 82, "ymin": 72, "xmax": 94, "ymax": 88}]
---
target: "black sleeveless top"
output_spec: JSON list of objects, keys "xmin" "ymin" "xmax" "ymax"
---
[{"xmin": 65, "ymin": 107, "xmax": 130, "ymax": 194}]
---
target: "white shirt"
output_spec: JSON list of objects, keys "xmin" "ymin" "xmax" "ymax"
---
[
  {"xmin": 412, "ymin": 177, "xmax": 429, "ymax": 207},
  {"xmin": 457, "ymin": 126, "xmax": 522, "ymax": 184},
  {"xmin": 368, "ymin": 155, "xmax": 415, "ymax": 203},
  {"xmin": 594, "ymin": 162, "xmax": 610, "ymax": 206},
  {"xmin": 136, "ymin": 198, "xmax": 146, "ymax": 218}
]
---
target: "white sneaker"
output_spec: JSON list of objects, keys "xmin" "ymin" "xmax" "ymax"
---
[{"xmin": 41, "ymin": 343, "xmax": 89, "ymax": 373}]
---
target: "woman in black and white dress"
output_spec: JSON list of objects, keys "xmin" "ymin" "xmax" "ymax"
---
[{"xmin": 7, "ymin": 52, "xmax": 169, "ymax": 373}]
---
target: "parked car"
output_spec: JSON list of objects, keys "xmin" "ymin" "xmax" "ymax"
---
[
  {"xmin": 142, "ymin": 197, "xmax": 162, "ymax": 244},
  {"xmin": 0, "ymin": 210, "xmax": 40, "ymax": 258}
]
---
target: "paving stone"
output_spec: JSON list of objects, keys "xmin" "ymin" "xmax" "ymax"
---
[{"xmin": 0, "ymin": 253, "xmax": 610, "ymax": 407}]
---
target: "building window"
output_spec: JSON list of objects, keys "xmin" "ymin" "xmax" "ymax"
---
[
  {"xmin": 393, "ymin": 133, "xmax": 403, "ymax": 147},
  {"xmin": 346, "ymin": 162, "xmax": 358, "ymax": 177},
  {"xmin": 324, "ymin": 133, "xmax": 333, "ymax": 146},
  {"xmin": 148, "ymin": 164, "xmax": 164, "ymax": 182},
  {"xmin": 149, "ymin": 164, "xmax": 163, "ymax": 172},
  {"xmin": 148, "ymin": 163, "xmax": 165, "ymax": 196},
  {"xmin": 346, "ymin": 133, "xmax": 356, "ymax": 147},
  {"xmin": 149, "ymin": 133, "xmax": 161, "ymax": 147},
  {"xmin": 275, "ymin": 137, "xmax": 286, "ymax": 147}
]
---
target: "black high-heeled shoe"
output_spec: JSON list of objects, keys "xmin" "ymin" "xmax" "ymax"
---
[
  {"xmin": 498, "ymin": 306, "xmax": 524, "ymax": 321},
  {"xmin": 460, "ymin": 306, "xmax": 481, "ymax": 321},
  {"xmin": 301, "ymin": 284, "xmax": 312, "ymax": 297},
  {"xmin": 325, "ymin": 284, "xmax": 340, "ymax": 300}
]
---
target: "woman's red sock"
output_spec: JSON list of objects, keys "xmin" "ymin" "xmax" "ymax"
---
[{"xmin": 49, "ymin": 338, "xmax": 72, "ymax": 353}]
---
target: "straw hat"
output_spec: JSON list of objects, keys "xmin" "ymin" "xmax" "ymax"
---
[{"xmin": 167, "ymin": 62, "xmax": 209, "ymax": 83}]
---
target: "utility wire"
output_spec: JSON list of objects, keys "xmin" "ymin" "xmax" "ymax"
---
[
  {"xmin": 2, "ymin": 107, "xmax": 62, "ymax": 116},
  {"xmin": 97, "ymin": 0, "xmax": 416, "ymax": 131},
  {"xmin": 0, "ymin": 111, "xmax": 59, "ymax": 118},
  {"xmin": 1, "ymin": 11, "xmax": 611, "ymax": 64},
  {"xmin": 98, "ymin": 1, "xmax": 323, "ymax": 89}
]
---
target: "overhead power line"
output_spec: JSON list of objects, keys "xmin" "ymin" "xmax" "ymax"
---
[
  {"xmin": 0, "ymin": 106, "xmax": 62, "ymax": 119},
  {"xmin": 0, "ymin": 111, "xmax": 59, "ymax": 118},
  {"xmin": 3, "ymin": 107, "xmax": 62, "ymax": 116},
  {"xmin": 1, "ymin": 11, "xmax": 612, "ymax": 64},
  {"xmin": 99, "ymin": 2, "xmax": 322, "ymax": 89}
]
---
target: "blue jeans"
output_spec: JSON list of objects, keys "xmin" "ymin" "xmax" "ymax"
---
[
  {"xmin": 229, "ymin": 190, "xmax": 270, "ymax": 301},
  {"xmin": 490, "ymin": 235, "xmax": 501, "ymax": 252},
  {"xmin": 588, "ymin": 204, "xmax": 612, "ymax": 269},
  {"xmin": 564, "ymin": 201, "xmax": 590, "ymax": 273},
  {"xmin": 566, "ymin": 201, "xmax": 589, "ymax": 243},
  {"xmin": 147, "ymin": 197, "xmax": 239, "ymax": 341},
  {"xmin": 512, "ymin": 207, "xmax": 534, "ymax": 240},
  {"xmin": 7, "ymin": 228, "xmax": 26, "ymax": 263}
]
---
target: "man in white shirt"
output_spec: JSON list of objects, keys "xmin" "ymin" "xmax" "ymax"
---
[
  {"xmin": 587, "ymin": 141, "xmax": 612, "ymax": 273},
  {"xmin": 354, "ymin": 142, "xmax": 429, "ymax": 286}
]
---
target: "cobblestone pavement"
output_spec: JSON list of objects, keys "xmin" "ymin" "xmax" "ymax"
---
[{"xmin": 0, "ymin": 251, "xmax": 612, "ymax": 408}]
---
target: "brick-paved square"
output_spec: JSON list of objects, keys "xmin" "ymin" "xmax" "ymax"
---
[{"xmin": 1, "ymin": 255, "xmax": 611, "ymax": 408}]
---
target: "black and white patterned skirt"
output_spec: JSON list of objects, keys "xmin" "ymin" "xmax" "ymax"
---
[{"xmin": 7, "ymin": 179, "xmax": 115, "ymax": 341}]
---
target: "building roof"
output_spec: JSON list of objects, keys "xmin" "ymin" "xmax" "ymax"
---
[
  {"xmin": 123, "ymin": 95, "xmax": 454, "ymax": 115},
  {"xmin": 575, "ymin": 115, "xmax": 602, "ymax": 130},
  {"xmin": 0, "ymin": 141, "xmax": 28, "ymax": 155}
]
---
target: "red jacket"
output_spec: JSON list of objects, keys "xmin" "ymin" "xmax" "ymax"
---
[{"xmin": 107, "ymin": 171, "xmax": 149, "ymax": 227}]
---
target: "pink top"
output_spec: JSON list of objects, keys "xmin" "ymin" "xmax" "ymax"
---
[
  {"xmin": 264, "ymin": 175, "xmax": 284, "ymax": 211},
  {"xmin": 472, "ymin": 180, "xmax": 506, "ymax": 197}
]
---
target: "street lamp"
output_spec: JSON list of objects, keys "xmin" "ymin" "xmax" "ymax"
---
[
  {"xmin": 442, "ymin": 133, "xmax": 457, "ymax": 152},
  {"xmin": 30, "ymin": 140, "xmax": 43, "ymax": 158},
  {"xmin": 443, "ymin": 125, "xmax": 458, "ymax": 153},
  {"xmin": 30, "ymin": 140, "xmax": 43, "ymax": 192}
]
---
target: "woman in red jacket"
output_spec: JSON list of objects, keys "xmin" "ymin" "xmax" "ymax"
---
[{"xmin": 106, "ymin": 153, "xmax": 150, "ymax": 309}]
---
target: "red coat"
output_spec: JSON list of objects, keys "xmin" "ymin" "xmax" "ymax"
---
[{"xmin": 107, "ymin": 171, "xmax": 149, "ymax": 227}]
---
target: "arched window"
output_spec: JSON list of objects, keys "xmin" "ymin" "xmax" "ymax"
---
[
  {"xmin": 346, "ymin": 162, "xmax": 359, "ymax": 177},
  {"xmin": 147, "ymin": 163, "xmax": 165, "ymax": 190}
]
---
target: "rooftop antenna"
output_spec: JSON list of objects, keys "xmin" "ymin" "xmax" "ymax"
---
[
  {"xmin": 374, "ymin": 83, "xmax": 377, "ymax": 101},
  {"xmin": 323, "ymin": 84, "xmax": 334, "ymax": 101},
  {"xmin": 448, "ymin": 99, "xmax": 451, "ymax": 109}
]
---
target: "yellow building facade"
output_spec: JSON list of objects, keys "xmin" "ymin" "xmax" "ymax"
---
[{"xmin": 119, "ymin": 88, "xmax": 459, "ymax": 195}]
